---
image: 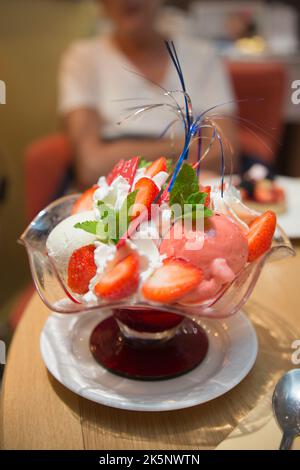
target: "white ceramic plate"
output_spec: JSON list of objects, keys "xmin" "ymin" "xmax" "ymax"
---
[
  {"xmin": 276, "ymin": 176, "xmax": 300, "ymax": 239},
  {"xmin": 204, "ymin": 175, "xmax": 300, "ymax": 239},
  {"xmin": 40, "ymin": 309, "xmax": 258, "ymax": 412}
]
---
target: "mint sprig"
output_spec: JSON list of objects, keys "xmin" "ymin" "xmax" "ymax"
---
[
  {"xmin": 184, "ymin": 206, "xmax": 214, "ymax": 220},
  {"xmin": 74, "ymin": 220, "xmax": 110, "ymax": 243},
  {"xmin": 138, "ymin": 157, "xmax": 151, "ymax": 169},
  {"xmin": 111, "ymin": 190, "xmax": 137, "ymax": 244},
  {"xmin": 74, "ymin": 191, "xmax": 137, "ymax": 244},
  {"xmin": 169, "ymin": 163, "xmax": 213, "ymax": 218},
  {"xmin": 186, "ymin": 192, "xmax": 207, "ymax": 205},
  {"xmin": 74, "ymin": 221, "xmax": 98, "ymax": 235},
  {"xmin": 169, "ymin": 163, "xmax": 199, "ymax": 209}
]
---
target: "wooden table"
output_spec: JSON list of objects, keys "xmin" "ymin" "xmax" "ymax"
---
[{"xmin": 1, "ymin": 243, "xmax": 299, "ymax": 450}]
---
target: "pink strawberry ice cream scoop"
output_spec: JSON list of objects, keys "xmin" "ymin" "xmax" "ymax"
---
[{"xmin": 159, "ymin": 213, "xmax": 248, "ymax": 303}]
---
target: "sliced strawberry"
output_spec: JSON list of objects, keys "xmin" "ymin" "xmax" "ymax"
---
[
  {"xmin": 142, "ymin": 257, "xmax": 204, "ymax": 304},
  {"xmin": 106, "ymin": 160, "xmax": 125, "ymax": 185},
  {"xmin": 106, "ymin": 157, "xmax": 140, "ymax": 187},
  {"xmin": 120, "ymin": 156, "xmax": 140, "ymax": 188},
  {"xmin": 145, "ymin": 157, "xmax": 167, "ymax": 178},
  {"xmin": 131, "ymin": 177, "xmax": 159, "ymax": 219},
  {"xmin": 67, "ymin": 245, "xmax": 96, "ymax": 295},
  {"xmin": 94, "ymin": 254, "xmax": 139, "ymax": 301},
  {"xmin": 202, "ymin": 186, "xmax": 211, "ymax": 207},
  {"xmin": 247, "ymin": 210, "xmax": 277, "ymax": 262},
  {"xmin": 72, "ymin": 186, "xmax": 97, "ymax": 215}
]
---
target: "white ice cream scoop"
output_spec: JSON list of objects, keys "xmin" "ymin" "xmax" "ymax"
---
[{"xmin": 46, "ymin": 210, "xmax": 97, "ymax": 267}]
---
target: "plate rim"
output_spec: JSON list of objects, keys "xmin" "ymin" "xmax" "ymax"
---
[
  {"xmin": 205, "ymin": 175, "xmax": 300, "ymax": 239},
  {"xmin": 40, "ymin": 311, "xmax": 258, "ymax": 412}
]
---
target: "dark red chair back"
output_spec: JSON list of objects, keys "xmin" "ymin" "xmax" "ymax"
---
[
  {"xmin": 226, "ymin": 61, "xmax": 286, "ymax": 164},
  {"xmin": 24, "ymin": 133, "xmax": 72, "ymax": 222}
]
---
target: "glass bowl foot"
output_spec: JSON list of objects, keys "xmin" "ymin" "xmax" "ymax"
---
[{"xmin": 90, "ymin": 314, "xmax": 209, "ymax": 380}]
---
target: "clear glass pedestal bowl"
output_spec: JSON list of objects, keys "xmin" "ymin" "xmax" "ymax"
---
[{"xmin": 20, "ymin": 194, "xmax": 295, "ymax": 380}]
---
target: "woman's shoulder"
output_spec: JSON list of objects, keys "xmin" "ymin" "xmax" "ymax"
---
[{"xmin": 62, "ymin": 36, "xmax": 109, "ymax": 63}]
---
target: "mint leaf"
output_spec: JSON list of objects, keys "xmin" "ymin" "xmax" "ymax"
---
[
  {"xmin": 187, "ymin": 192, "xmax": 207, "ymax": 205},
  {"xmin": 75, "ymin": 201, "xmax": 118, "ymax": 241},
  {"xmin": 96, "ymin": 201, "xmax": 117, "ymax": 241},
  {"xmin": 83, "ymin": 191, "xmax": 138, "ymax": 245},
  {"xmin": 119, "ymin": 190, "xmax": 137, "ymax": 225},
  {"xmin": 169, "ymin": 164, "xmax": 213, "ymax": 219},
  {"xmin": 184, "ymin": 204, "xmax": 213, "ymax": 220},
  {"xmin": 183, "ymin": 203, "xmax": 203, "ymax": 218},
  {"xmin": 113, "ymin": 190, "xmax": 138, "ymax": 244},
  {"xmin": 138, "ymin": 157, "xmax": 151, "ymax": 169},
  {"xmin": 95, "ymin": 220, "xmax": 110, "ymax": 243},
  {"xmin": 74, "ymin": 220, "xmax": 110, "ymax": 241},
  {"xmin": 97, "ymin": 200, "xmax": 115, "ymax": 219},
  {"xmin": 166, "ymin": 158, "xmax": 174, "ymax": 173},
  {"xmin": 74, "ymin": 220, "xmax": 98, "ymax": 235},
  {"xmin": 204, "ymin": 207, "xmax": 213, "ymax": 218},
  {"xmin": 169, "ymin": 163, "xmax": 199, "ymax": 210}
]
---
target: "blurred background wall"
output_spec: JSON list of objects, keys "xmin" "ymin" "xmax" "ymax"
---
[
  {"xmin": 1, "ymin": 0, "xmax": 300, "ymax": 326},
  {"xmin": 0, "ymin": 0, "xmax": 98, "ymax": 313}
]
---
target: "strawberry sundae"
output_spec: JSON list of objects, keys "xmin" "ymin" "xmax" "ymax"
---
[
  {"xmin": 46, "ymin": 155, "xmax": 277, "ymax": 309},
  {"xmin": 21, "ymin": 41, "xmax": 292, "ymax": 381},
  {"xmin": 45, "ymin": 40, "xmax": 278, "ymax": 313}
]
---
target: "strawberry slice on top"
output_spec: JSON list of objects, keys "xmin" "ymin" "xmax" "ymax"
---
[
  {"xmin": 72, "ymin": 185, "xmax": 98, "ymax": 215},
  {"xmin": 145, "ymin": 157, "xmax": 167, "ymax": 178},
  {"xmin": 106, "ymin": 156, "xmax": 140, "ymax": 188},
  {"xmin": 67, "ymin": 245, "xmax": 97, "ymax": 295},
  {"xmin": 120, "ymin": 156, "xmax": 140, "ymax": 188},
  {"xmin": 94, "ymin": 253, "xmax": 139, "ymax": 301},
  {"xmin": 142, "ymin": 257, "xmax": 204, "ymax": 304},
  {"xmin": 106, "ymin": 159, "xmax": 125, "ymax": 185},
  {"xmin": 247, "ymin": 210, "xmax": 276, "ymax": 262},
  {"xmin": 131, "ymin": 177, "xmax": 159, "ymax": 220}
]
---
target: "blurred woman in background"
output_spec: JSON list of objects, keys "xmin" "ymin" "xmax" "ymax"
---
[{"xmin": 59, "ymin": 0, "xmax": 238, "ymax": 188}]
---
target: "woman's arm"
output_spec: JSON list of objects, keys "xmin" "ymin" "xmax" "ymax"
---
[
  {"xmin": 65, "ymin": 108, "xmax": 239, "ymax": 188},
  {"xmin": 65, "ymin": 107, "xmax": 185, "ymax": 188}
]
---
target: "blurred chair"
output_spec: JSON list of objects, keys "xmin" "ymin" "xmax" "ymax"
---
[
  {"xmin": 9, "ymin": 133, "xmax": 73, "ymax": 331},
  {"xmin": 8, "ymin": 284, "xmax": 36, "ymax": 331},
  {"xmin": 24, "ymin": 133, "xmax": 72, "ymax": 222},
  {"xmin": 226, "ymin": 61, "xmax": 286, "ymax": 165}
]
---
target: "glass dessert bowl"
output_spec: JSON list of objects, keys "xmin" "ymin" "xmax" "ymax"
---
[{"xmin": 20, "ymin": 168, "xmax": 295, "ymax": 380}]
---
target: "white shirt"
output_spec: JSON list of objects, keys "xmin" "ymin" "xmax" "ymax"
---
[{"xmin": 58, "ymin": 35, "xmax": 235, "ymax": 139}]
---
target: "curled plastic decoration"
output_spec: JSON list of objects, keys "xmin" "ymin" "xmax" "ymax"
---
[
  {"xmin": 117, "ymin": 41, "xmax": 282, "ymax": 204},
  {"xmin": 19, "ymin": 193, "xmax": 295, "ymax": 319},
  {"xmin": 116, "ymin": 42, "xmax": 245, "ymax": 200}
]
